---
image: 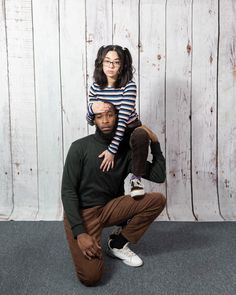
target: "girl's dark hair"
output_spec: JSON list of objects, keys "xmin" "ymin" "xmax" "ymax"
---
[{"xmin": 93, "ymin": 45, "xmax": 134, "ymax": 88}]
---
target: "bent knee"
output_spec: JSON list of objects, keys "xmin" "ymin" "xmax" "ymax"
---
[
  {"xmin": 76, "ymin": 261, "xmax": 103, "ymax": 287},
  {"xmin": 130, "ymin": 127, "xmax": 149, "ymax": 145},
  {"xmin": 147, "ymin": 192, "xmax": 166, "ymax": 208},
  {"xmin": 159, "ymin": 193, "xmax": 166, "ymax": 207},
  {"xmin": 78, "ymin": 270, "xmax": 102, "ymax": 287},
  {"xmin": 132, "ymin": 127, "xmax": 149, "ymax": 139}
]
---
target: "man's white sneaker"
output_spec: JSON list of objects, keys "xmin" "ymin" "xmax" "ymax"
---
[
  {"xmin": 107, "ymin": 240, "xmax": 143, "ymax": 267},
  {"xmin": 130, "ymin": 178, "xmax": 145, "ymax": 198}
]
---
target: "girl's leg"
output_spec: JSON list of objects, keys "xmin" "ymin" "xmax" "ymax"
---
[
  {"xmin": 129, "ymin": 127, "xmax": 149, "ymax": 197},
  {"xmin": 130, "ymin": 127, "xmax": 149, "ymax": 177}
]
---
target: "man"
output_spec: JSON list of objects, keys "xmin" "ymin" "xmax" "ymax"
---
[{"xmin": 61, "ymin": 102, "xmax": 166, "ymax": 286}]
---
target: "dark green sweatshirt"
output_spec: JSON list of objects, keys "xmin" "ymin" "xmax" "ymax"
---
[{"xmin": 61, "ymin": 129, "xmax": 166, "ymax": 238}]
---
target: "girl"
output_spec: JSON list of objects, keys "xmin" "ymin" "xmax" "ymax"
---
[{"xmin": 86, "ymin": 45, "xmax": 149, "ymax": 198}]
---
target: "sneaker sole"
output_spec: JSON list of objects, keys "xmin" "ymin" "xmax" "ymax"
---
[
  {"xmin": 123, "ymin": 259, "xmax": 143, "ymax": 267},
  {"xmin": 130, "ymin": 189, "xmax": 145, "ymax": 198}
]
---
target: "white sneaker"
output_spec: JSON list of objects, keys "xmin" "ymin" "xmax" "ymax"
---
[
  {"xmin": 107, "ymin": 240, "xmax": 143, "ymax": 267},
  {"xmin": 130, "ymin": 178, "xmax": 145, "ymax": 198}
]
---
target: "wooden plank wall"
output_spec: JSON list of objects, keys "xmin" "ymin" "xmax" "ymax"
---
[{"xmin": 0, "ymin": 0, "xmax": 235, "ymax": 221}]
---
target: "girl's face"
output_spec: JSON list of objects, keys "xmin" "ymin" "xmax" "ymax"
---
[{"xmin": 102, "ymin": 50, "xmax": 121, "ymax": 82}]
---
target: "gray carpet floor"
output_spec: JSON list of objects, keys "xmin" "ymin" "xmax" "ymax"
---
[{"xmin": 0, "ymin": 221, "xmax": 236, "ymax": 295}]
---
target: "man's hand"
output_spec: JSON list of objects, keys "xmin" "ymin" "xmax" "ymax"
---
[
  {"xmin": 92, "ymin": 101, "xmax": 111, "ymax": 114},
  {"xmin": 77, "ymin": 233, "xmax": 102, "ymax": 260},
  {"xmin": 99, "ymin": 150, "xmax": 115, "ymax": 172},
  {"xmin": 139, "ymin": 125, "xmax": 159, "ymax": 143}
]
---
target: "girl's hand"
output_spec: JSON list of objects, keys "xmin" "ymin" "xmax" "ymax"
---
[
  {"xmin": 99, "ymin": 150, "xmax": 115, "ymax": 172},
  {"xmin": 92, "ymin": 101, "xmax": 111, "ymax": 114}
]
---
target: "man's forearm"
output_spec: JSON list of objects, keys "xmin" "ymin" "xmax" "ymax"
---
[
  {"xmin": 61, "ymin": 143, "xmax": 86, "ymax": 238},
  {"xmin": 62, "ymin": 192, "xmax": 86, "ymax": 238}
]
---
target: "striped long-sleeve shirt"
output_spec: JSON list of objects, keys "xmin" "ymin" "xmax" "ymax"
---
[{"xmin": 86, "ymin": 80, "xmax": 139, "ymax": 154}]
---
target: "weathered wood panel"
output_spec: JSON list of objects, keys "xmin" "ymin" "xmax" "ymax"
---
[
  {"xmin": 5, "ymin": 0, "xmax": 38, "ymax": 220},
  {"xmin": 0, "ymin": 0, "xmax": 13, "ymax": 219},
  {"xmin": 218, "ymin": 0, "xmax": 236, "ymax": 219},
  {"xmin": 0, "ymin": 0, "xmax": 235, "ymax": 221},
  {"xmin": 191, "ymin": 0, "xmax": 222, "ymax": 220},
  {"xmin": 86, "ymin": 0, "xmax": 113, "ymax": 134},
  {"xmin": 113, "ymin": 0, "xmax": 139, "ymax": 106},
  {"xmin": 32, "ymin": 0, "xmax": 63, "ymax": 220},
  {"xmin": 60, "ymin": 0, "xmax": 87, "ymax": 157},
  {"xmin": 166, "ymin": 0, "xmax": 195, "ymax": 220},
  {"xmin": 139, "ymin": 0, "xmax": 168, "ymax": 220}
]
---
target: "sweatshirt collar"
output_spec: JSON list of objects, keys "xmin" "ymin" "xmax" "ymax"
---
[{"xmin": 94, "ymin": 127, "xmax": 116, "ymax": 144}]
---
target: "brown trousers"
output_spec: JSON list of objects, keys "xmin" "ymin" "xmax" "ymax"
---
[{"xmin": 64, "ymin": 192, "xmax": 166, "ymax": 286}]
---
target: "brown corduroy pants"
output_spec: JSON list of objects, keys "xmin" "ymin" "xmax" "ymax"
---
[{"xmin": 63, "ymin": 192, "xmax": 166, "ymax": 286}]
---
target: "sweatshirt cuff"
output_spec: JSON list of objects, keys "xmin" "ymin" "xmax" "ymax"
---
[
  {"xmin": 108, "ymin": 145, "xmax": 117, "ymax": 155},
  {"xmin": 72, "ymin": 224, "xmax": 86, "ymax": 239},
  {"xmin": 150, "ymin": 141, "xmax": 162, "ymax": 155}
]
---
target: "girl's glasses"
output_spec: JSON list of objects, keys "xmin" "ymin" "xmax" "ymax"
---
[{"xmin": 103, "ymin": 60, "xmax": 120, "ymax": 67}]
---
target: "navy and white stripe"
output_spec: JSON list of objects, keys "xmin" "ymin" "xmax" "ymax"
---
[{"xmin": 86, "ymin": 80, "xmax": 139, "ymax": 154}]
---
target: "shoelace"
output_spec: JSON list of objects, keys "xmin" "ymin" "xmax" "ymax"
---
[
  {"xmin": 132, "ymin": 179, "xmax": 141, "ymax": 186},
  {"xmin": 122, "ymin": 244, "xmax": 136, "ymax": 257}
]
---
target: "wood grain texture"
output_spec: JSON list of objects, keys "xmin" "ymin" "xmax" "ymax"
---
[
  {"xmin": 5, "ymin": 0, "xmax": 38, "ymax": 220},
  {"xmin": 60, "ymin": 0, "xmax": 88, "ymax": 157},
  {"xmin": 0, "ymin": 0, "xmax": 13, "ymax": 219},
  {"xmin": 191, "ymin": 0, "xmax": 222, "ymax": 220},
  {"xmin": 139, "ymin": 0, "xmax": 168, "ymax": 220},
  {"xmin": 218, "ymin": 0, "xmax": 236, "ymax": 219},
  {"xmin": 166, "ymin": 0, "xmax": 195, "ymax": 220},
  {"xmin": 32, "ymin": 0, "xmax": 63, "ymax": 220},
  {"xmin": 113, "ymin": 0, "xmax": 139, "ymax": 104},
  {"xmin": 86, "ymin": 0, "xmax": 113, "ymax": 134}
]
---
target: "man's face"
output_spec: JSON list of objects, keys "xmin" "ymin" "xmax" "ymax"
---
[{"xmin": 94, "ymin": 108, "xmax": 117, "ymax": 134}]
